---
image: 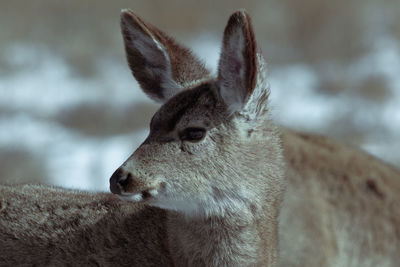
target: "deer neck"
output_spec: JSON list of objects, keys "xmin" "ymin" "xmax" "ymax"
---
[{"xmin": 166, "ymin": 206, "xmax": 278, "ymax": 267}]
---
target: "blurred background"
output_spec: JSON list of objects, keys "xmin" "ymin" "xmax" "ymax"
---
[{"xmin": 0, "ymin": 0, "xmax": 399, "ymax": 191}]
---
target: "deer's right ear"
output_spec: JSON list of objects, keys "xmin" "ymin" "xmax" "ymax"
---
[
  {"xmin": 121, "ymin": 10, "xmax": 210, "ymax": 103},
  {"xmin": 217, "ymin": 11, "xmax": 259, "ymax": 114}
]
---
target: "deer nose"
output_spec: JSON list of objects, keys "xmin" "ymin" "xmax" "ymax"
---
[{"xmin": 109, "ymin": 167, "xmax": 132, "ymax": 194}]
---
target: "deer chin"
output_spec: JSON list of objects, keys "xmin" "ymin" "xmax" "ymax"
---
[
  {"xmin": 117, "ymin": 188, "xmax": 159, "ymax": 203},
  {"xmin": 116, "ymin": 189, "xmax": 204, "ymax": 217}
]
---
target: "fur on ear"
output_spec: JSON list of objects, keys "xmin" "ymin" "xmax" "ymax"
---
[
  {"xmin": 217, "ymin": 10, "xmax": 269, "ymax": 120},
  {"xmin": 121, "ymin": 9, "xmax": 210, "ymax": 103}
]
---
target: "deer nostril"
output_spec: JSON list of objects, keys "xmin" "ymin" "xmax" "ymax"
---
[
  {"xmin": 110, "ymin": 168, "xmax": 123, "ymax": 194},
  {"xmin": 118, "ymin": 173, "xmax": 132, "ymax": 189},
  {"xmin": 109, "ymin": 168, "xmax": 133, "ymax": 194}
]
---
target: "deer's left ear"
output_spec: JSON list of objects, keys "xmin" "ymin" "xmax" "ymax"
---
[{"xmin": 217, "ymin": 10, "xmax": 260, "ymax": 113}]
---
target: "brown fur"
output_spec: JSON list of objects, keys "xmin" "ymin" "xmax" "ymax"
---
[
  {"xmin": 0, "ymin": 184, "xmax": 173, "ymax": 266},
  {"xmin": 280, "ymin": 129, "xmax": 400, "ymax": 267},
  {"xmin": 1, "ymin": 9, "xmax": 399, "ymax": 267}
]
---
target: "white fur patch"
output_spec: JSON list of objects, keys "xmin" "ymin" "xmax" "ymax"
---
[
  {"xmin": 241, "ymin": 53, "xmax": 270, "ymax": 120},
  {"xmin": 149, "ymin": 185, "xmax": 254, "ymax": 219},
  {"xmin": 149, "ymin": 189, "xmax": 159, "ymax": 197},
  {"xmin": 150, "ymin": 197, "xmax": 202, "ymax": 216},
  {"xmin": 118, "ymin": 193, "xmax": 143, "ymax": 202}
]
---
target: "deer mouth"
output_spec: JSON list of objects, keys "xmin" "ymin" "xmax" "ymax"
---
[{"xmin": 117, "ymin": 188, "xmax": 159, "ymax": 203}]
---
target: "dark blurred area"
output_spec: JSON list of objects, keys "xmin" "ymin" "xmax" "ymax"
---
[{"xmin": 0, "ymin": 0, "xmax": 399, "ymax": 190}]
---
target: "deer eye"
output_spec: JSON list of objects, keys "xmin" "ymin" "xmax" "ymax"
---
[{"xmin": 179, "ymin": 127, "xmax": 206, "ymax": 142}]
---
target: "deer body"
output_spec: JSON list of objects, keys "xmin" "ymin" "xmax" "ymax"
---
[
  {"xmin": 280, "ymin": 129, "xmax": 400, "ymax": 267},
  {"xmin": 1, "ymin": 9, "xmax": 400, "ymax": 267},
  {"xmin": 0, "ymin": 184, "xmax": 172, "ymax": 266}
]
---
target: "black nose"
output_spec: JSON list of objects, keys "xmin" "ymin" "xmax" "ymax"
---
[{"xmin": 109, "ymin": 168, "xmax": 132, "ymax": 194}]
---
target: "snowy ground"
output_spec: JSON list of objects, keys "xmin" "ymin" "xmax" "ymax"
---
[{"xmin": 0, "ymin": 35, "xmax": 399, "ymax": 191}]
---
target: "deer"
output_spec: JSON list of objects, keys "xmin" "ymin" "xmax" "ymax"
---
[
  {"xmin": 108, "ymin": 9, "xmax": 400, "ymax": 266},
  {"xmin": 1, "ymin": 9, "xmax": 399, "ymax": 267}
]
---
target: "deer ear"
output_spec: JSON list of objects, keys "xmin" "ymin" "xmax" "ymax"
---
[
  {"xmin": 121, "ymin": 10, "xmax": 210, "ymax": 103},
  {"xmin": 217, "ymin": 10, "xmax": 259, "ymax": 113}
]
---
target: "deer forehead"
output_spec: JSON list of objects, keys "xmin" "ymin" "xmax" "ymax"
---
[{"xmin": 149, "ymin": 82, "xmax": 225, "ymax": 134}]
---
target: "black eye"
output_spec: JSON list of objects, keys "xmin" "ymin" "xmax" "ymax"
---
[{"xmin": 179, "ymin": 127, "xmax": 206, "ymax": 142}]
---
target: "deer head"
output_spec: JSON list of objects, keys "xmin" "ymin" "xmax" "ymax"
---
[{"xmin": 110, "ymin": 10, "xmax": 284, "ymax": 217}]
